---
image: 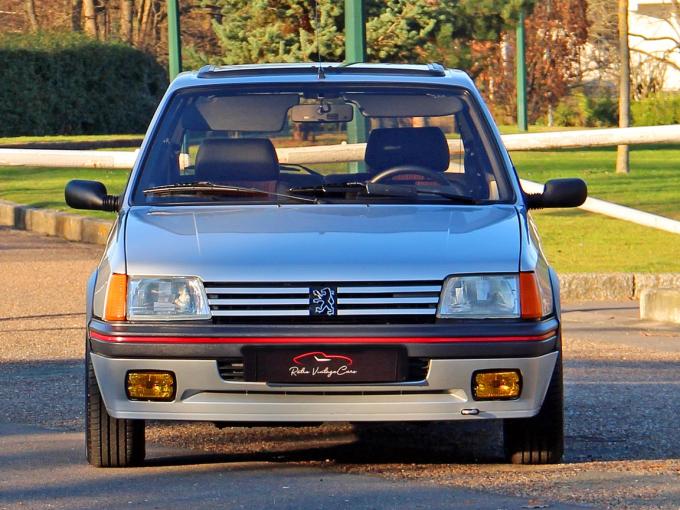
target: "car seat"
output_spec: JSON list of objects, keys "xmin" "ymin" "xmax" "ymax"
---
[{"xmin": 194, "ymin": 138, "xmax": 279, "ymax": 193}]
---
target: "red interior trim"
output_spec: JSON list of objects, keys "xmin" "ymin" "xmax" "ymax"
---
[{"xmin": 89, "ymin": 331, "xmax": 555, "ymax": 344}]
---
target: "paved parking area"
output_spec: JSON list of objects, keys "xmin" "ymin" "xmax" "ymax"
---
[{"xmin": 0, "ymin": 227, "xmax": 678, "ymax": 509}]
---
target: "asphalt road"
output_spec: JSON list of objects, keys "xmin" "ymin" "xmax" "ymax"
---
[{"xmin": 0, "ymin": 226, "xmax": 678, "ymax": 509}]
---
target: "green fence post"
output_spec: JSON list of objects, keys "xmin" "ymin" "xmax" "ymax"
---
[
  {"xmin": 516, "ymin": 9, "xmax": 528, "ymax": 132},
  {"xmin": 345, "ymin": 0, "xmax": 367, "ymax": 171},
  {"xmin": 167, "ymin": 0, "xmax": 182, "ymax": 80}
]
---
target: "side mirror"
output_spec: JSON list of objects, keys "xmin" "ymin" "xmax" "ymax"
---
[
  {"xmin": 65, "ymin": 180, "xmax": 119, "ymax": 211},
  {"xmin": 525, "ymin": 178, "xmax": 587, "ymax": 209}
]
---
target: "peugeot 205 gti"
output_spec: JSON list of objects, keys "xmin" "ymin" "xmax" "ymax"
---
[{"xmin": 66, "ymin": 63, "xmax": 587, "ymax": 467}]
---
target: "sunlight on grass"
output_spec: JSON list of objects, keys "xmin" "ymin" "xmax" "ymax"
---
[
  {"xmin": 0, "ymin": 134, "xmax": 142, "ymax": 145},
  {"xmin": 513, "ymin": 145, "xmax": 680, "ymax": 272},
  {"xmin": 532, "ymin": 209, "xmax": 680, "ymax": 273}
]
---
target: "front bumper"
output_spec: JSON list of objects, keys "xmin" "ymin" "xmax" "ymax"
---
[{"xmin": 91, "ymin": 351, "xmax": 558, "ymax": 422}]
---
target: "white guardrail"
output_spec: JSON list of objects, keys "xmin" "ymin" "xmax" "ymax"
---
[{"xmin": 1, "ymin": 125, "xmax": 680, "ymax": 234}]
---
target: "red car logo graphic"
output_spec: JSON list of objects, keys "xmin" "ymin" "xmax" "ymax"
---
[{"xmin": 293, "ymin": 351, "xmax": 353, "ymax": 366}]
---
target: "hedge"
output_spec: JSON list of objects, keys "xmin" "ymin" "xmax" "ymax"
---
[
  {"xmin": 631, "ymin": 93, "xmax": 680, "ymax": 126},
  {"xmin": 0, "ymin": 32, "xmax": 168, "ymax": 136}
]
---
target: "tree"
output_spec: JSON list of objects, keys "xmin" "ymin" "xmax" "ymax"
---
[
  {"xmin": 83, "ymin": 0, "xmax": 97, "ymax": 37},
  {"xmin": 201, "ymin": 0, "xmax": 535, "ymax": 68},
  {"xmin": 24, "ymin": 0, "xmax": 39, "ymax": 31},
  {"xmin": 617, "ymin": 0, "xmax": 630, "ymax": 174},
  {"xmin": 628, "ymin": 0, "xmax": 680, "ymax": 74},
  {"xmin": 525, "ymin": 0, "xmax": 588, "ymax": 121},
  {"xmin": 72, "ymin": 0, "xmax": 83, "ymax": 31},
  {"xmin": 201, "ymin": 0, "xmax": 343, "ymax": 64},
  {"xmin": 586, "ymin": 0, "xmax": 619, "ymax": 84},
  {"xmin": 120, "ymin": 0, "xmax": 134, "ymax": 43},
  {"xmin": 474, "ymin": 0, "xmax": 589, "ymax": 124}
]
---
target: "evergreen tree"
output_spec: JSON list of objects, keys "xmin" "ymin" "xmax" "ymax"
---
[
  {"xmin": 203, "ymin": 0, "xmax": 534, "ymax": 67},
  {"xmin": 205, "ymin": 0, "xmax": 343, "ymax": 64}
]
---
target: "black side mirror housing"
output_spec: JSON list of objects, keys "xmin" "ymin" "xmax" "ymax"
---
[
  {"xmin": 65, "ymin": 180, "xmax": 120, "ymax": 211},
  {"xmin": 525, "ymin": 178, "xmax": 587, "ymax": 209}
]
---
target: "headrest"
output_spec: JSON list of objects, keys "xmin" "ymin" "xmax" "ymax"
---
[
  {"xmin": 364, "ymin": 127, "xmax": 450, "ymax": 173},
  {"xmin": 195, "ymin": 138, "xmax": 279, "ymax": 181}
]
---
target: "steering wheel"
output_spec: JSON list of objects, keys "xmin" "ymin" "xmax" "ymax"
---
[{"xmin": 368, "ymin": 165, "xmax": 466, "ymax": 194}]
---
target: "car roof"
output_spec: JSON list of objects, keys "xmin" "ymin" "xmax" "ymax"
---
[{"xmin": 169, "ymin": 62, "xmax": 476, "ymax": 92}]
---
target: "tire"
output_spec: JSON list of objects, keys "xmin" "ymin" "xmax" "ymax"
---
[
  {"xmin": 503, "ymin": 354, "xmax": 564, "ymax": 464},
  {"xmin": 86, "ymin": 347, "xmax": 145, "ymax": 467}
]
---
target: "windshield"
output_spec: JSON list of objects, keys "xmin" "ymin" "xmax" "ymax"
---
[{"xmin": 131, "ymin": 85, "xmax": 514, "ymax": 205}]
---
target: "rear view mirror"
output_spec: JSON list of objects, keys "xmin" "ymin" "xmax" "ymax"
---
[
  {"xmin": 291, "ymin": 103, "xmax": 353, "ymax": 123},
  {"xmin": 526, "ymin": 178, "xmax": 587, "ymax": 209},
  {"xmin": 65, "ymin": 180, "xmax": 119, "ymax": 211}
]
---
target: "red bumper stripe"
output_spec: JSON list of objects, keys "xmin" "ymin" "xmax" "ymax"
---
[{"xmin": 89, "ymin": 331, "xmax": 556, "ymax": 344}]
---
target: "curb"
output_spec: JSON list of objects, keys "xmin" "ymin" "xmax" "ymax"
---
[
  {"xmin": 0, "ymin": 199, "xmax": 113, "ymax": 246},
  {"xmin": 1, "ymin": 199, "xmax": 678, "ymax": 302},
  {"xmin": 558, "ymin": 272, "xmax": 680, "ymax": 302},
  {"xmin": 640, "ymin": 288, "xmax": 680, "ymax": 323}
]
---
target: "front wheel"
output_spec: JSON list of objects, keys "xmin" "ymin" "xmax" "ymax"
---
[
  {"xmin": 503, "ymin": 354, "xmax": 564, "ymax": 464},
  {"xmin": 86, "ymin": 348, "xmax": 145, "ymax": 467}
]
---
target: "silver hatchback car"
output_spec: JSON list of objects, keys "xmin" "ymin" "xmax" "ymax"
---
[{"xmin": 66, "ymin": 63, "xmax": 586, "ymax": 468}]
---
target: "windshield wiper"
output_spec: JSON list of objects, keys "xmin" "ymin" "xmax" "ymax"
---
[
  {"xmin": 291, "ymin": 182, "xmax": 417, "ymax": 197},
  {"xmin": 143, "ymin": 182, "xmax": 316, "ymax": 203},
  {"xmin": 290, "ymin": 182, "xmax": 478, "ymax": 204},
  {"xmin": 410, "ymin": 187, "xmax": 479, "ymax": 204}
]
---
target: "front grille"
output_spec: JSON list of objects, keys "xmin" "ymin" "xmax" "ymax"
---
[
  {"xmin": 217, "ymin": 358, "xmax": 245, "ymax": 381},
  {"xmin": 216, "ymin": 357, "xmax": 430, "ymax": 383},
  {"xmin": 205, "ymin": 281, "xmax": 441, "ymax": 324}
]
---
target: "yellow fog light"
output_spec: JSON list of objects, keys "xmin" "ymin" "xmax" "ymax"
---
[
  {"xmin": 126, "ymin": 371, "xmax": 175, "ymax": 401},
  {"xmin": 472, "ymin": 370, "xmax": 521, "ymax": 400}
]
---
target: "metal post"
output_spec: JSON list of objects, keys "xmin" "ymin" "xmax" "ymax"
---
[
  {"xmin": 167, "ymin": 0, "xmax": 182, "ymax": 80},
  {"xmin": 345, "ymin": 0, "xmax": 366, "ymax": 65},
  {"xmin": 345, "ymin": 0, "xmax": 367, "ymax": 171},
  {"xmin": 516, "ymin": 9, "xmax": 528, "ymax": 132}
]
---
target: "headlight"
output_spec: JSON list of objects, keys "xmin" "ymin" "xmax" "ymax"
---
[
  {"xmin": 127, "ymin": 276, "xmax": 211, "ymax": 320},
  {"xmin": 437, "ymin": 275, "xmax": 520, "ymax": 319}
]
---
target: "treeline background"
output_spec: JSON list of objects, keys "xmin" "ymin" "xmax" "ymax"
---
[{"xmin": 1, "ymin": 0, "xmax": 677, "ymax": 136}]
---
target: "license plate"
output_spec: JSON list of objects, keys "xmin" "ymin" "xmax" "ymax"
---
[{"xmin": 244, "ymin": 347, "xmax": 407, "ymax": 384}]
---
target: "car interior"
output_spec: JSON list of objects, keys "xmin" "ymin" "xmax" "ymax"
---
[{"xmin": 135, "ymin": 89, "xmax": 507, "ymax": 203}]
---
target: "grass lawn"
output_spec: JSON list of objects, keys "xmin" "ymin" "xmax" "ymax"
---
[
  {"xmin": 0, "ymin": 167, "xmax": 127, "ymax": 220},
  {"xmin": 1, "ymin": 143, "xmax": 679, "ymax": 273},
  {"xmin": 513, "ymin": 145, "xmax": 680, "ymax": 273},
  {"xmin": 0, "ymin": 134, "xmax": 142, "ymax": 146}
]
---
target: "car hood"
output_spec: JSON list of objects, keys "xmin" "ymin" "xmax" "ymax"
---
[{"xmin": 124, "ymin": 204, "xmax": 521, "ymax": 282}]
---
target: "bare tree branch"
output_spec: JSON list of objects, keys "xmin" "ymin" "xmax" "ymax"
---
[
  {"xmin": 629, "ymin": 32, "xmax": 680, "ymax": 45},
  {"xmin": 630, "ymin": 47, "xmax": 680, "ymax": 72}
]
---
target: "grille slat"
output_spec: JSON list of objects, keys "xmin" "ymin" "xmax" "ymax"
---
[
  {"xmin": 336, "ymin": 285, "xmax": 441, "ymax": 293},
  {"xmin": 210, "ymin": 298, "xmax": 310, "ymax": 305},
  {"xmin": 337, "ymin": 308, "xmax": 435, "ymax": 316},
  {"xmin": 217, "ymin": 358, "xmax": 245, "ymax": 381},
  {"xmin": 207, "ymin": 287, "xmax": 309, "ymax": 294},
  {"xmin": 338, "ymin": 296, "xmax": 438, "ymax": 305},
  {"xmin": 211, "ymin": 309, "xmax": 310, "ymax": 317},
  {"xmin": 205, "ymin": 281, "xmax": 442, "ymax": 322}
]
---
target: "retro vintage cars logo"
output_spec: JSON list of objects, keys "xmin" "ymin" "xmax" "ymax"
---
[{"xmin": 289, "ymin": 351, "xmax": 358, "ymax": 378}]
